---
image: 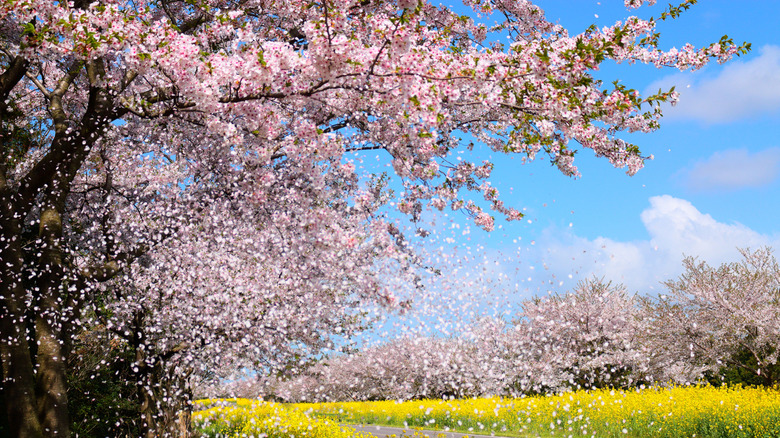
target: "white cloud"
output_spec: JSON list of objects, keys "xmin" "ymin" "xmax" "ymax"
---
[
  {"xmin": 534, "ymin": 195, "xmax": 780, "ymax": 294},
  {"xmin": 646, "ymin": 45, "xmax": 780, "ymax": 123},
  {"xmin": 640, "ymin": 195, "xmax": 768, "ymax": 260},
  {"xmin": 680, "ymin": 147, "xmax": 780, "ymax": 191}
]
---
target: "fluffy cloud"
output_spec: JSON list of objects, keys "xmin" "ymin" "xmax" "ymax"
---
[
  {"xmin": 535, "ymin": 195, "xmax": 780, "ymax": 294},
  {"xmin": 679, "ymin": 148, "xmax": 780, "ymax": 191},
  {"xmin": 646, "ymin": 45, "xmax": 780, "ymax": 123},
  {"xmin": 640, "ymin": 195, "xmax": 768, "ymax": 260}
]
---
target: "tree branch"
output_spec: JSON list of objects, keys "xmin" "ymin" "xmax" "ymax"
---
[{"xmin": 0, "ymin": 55, "xmax": 28, "ymax": 115}]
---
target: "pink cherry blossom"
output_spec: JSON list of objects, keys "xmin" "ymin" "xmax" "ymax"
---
[{"xmin": 0, "ymin": 0, "xmax": 749, "ymax": 436}]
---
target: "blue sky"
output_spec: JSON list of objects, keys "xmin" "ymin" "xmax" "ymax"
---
[
  {"xmin": 356, "ymin": 1, "xmax": 780, "ymax": 341},
  {"xmin": 454, "ymin": 0, "xmax": 780, "ymax": 291},
  {"xmin": 507, "ymin": 1, "xmax": 780, "ymax": 292}
]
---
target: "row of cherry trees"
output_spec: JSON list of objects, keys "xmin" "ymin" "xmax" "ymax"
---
[
  {"xmin": 249, "ymin": 248, "xmax": 780, "ymax": 402},
  {"xmin": 0, "ymin": 0, "xmax": 749, "ymax": 435}
]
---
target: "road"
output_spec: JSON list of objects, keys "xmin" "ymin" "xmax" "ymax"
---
[{"xmin": 343, "ymin": 424, "xmax": 516, "ymax": 438}]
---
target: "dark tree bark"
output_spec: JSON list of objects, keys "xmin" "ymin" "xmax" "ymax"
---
[
  {"xmin": 1, "ymin": 52, "xmax": 122, "ymax": 437},
  {"xmin": 1, "ymin": 157, "xmax": 44, "ymax": 438}
]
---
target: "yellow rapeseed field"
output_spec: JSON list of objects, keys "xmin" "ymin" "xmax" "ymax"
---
[
  {"xmin": 195, "ymin": 385, "xmax": 780, "ymax": 437},
  {"xmin": 193, "ymin": 398, "xmax": 370, "ymax": 438}
]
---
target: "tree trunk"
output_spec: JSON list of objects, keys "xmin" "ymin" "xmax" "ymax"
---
[
  {"xmin": 0, "ymin": 200, "xmax": 72, "ymax": 437},
  {"xmin": 35, "ymin": 314, "xmax": 70, "ymax": 437},
  {"xmin": 0, "ymin": 203, "xmax": 45, "ymax": 437},
  {"xmin": 1, "ymin": 51, "xmax": 117, "ymax": 438},
  {"xmin": 0, "ymin": 308, "xmax": 44, "ymax": 438},
  {"xmin": 32, "ymin": 206, "xmax": 71, "ymax": 437}
]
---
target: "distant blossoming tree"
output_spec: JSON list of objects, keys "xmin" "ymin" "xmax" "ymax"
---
[
  {"xmin": 0, "ymin": 0, "xmax": 748, "ymax": 435},
  {"xmin": 255, "ymin": 280, "xmax": 650, "ymax": 401},
  {"xmin": 505, "ymin": 278, "xmax": 649, "ymax": 393},
  {"xmin": 254, "ymin": 325, "xmax": 511, "ymax": 403},
  {"xmin": 270, "ymin": 336, "xmax": 480, "ymax": 402},
  {"xmin": 640, "ymin": 248, "xmax": 780, "ymax": 386}
]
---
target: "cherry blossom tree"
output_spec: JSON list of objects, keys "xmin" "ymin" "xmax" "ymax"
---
[
  {"xmin": 0, "ymin": 0, "xmax": 749, "ymax": 435},
  {"xmin": 258, "ymin": 282, "xmax": 650, "ymax": 402},
  {"xmin": 639, "ymin": 248, "xmax": 780, "ymax": 386},
  {"xmin": 505, "ymin": 278, "xmax": 650, "ymax": 393},
  {"xmin": 257, "ymin": 328, "xmax": 509, "ymax": 402},
  {"xmin": 87, "ymin": 155, "xmax": 407, "ymax": 435}
]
